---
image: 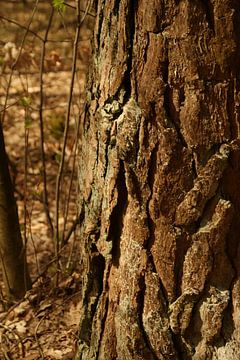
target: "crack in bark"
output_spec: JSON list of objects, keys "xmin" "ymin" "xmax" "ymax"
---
[
  {"xmin": 163, "ymin": 85, "xmax": 188, "ymax": 148},
  {"xmin": 96, "ymin": 260, "xmax": 112, "ymax": 358},
  {"xmin": 137, "ymin": 274, "xmax": 159, "ymax": 360},
  {"xmin": 226, "ymin": 79, "xmax": 235, "ymax": 140},
  {"xmin": 78, "ymin": 246, "xmax": 105, "ymax": 348},
  {"xmin": 200, "ymin": 0, "xmax": 215, "ymax": 33},
  {"xmin": 113, "ymin": 0, "xmax": 120, "ymax": 16},
  {"xmin": 146, "ymin": 141, "xmax": 159, "ymax": 250},
  {"xmin": 96, "ymin": 297, "xmax": 109, "ymax": 357},
  {"xmin": 109, "ymin": 160, "xmax": 128, "ymax": 267},
  {"xmin": 162, "ymin": 43, "xmax": 188, "ymax": 149},
  {"xmin": 122, "ymin": 0, "xmax": 137, "ymax": 98},
  {"xmin": 170, "ymin": 332, "xmax": 185, "ymax": 360},
  {"xmin": 95, "ymin": 0, "xmax": 105, "ymax": 51}
]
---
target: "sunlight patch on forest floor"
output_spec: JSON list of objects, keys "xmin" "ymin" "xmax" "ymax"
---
[{"xmin": 0, "ymin": 1, "xmax": 93, "ymax": 358}]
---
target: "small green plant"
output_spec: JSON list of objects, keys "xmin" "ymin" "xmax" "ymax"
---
[
  {"xmin": 55, "ymin": 153, "xmax": 62, "ymax": 163},
  {"xmin": 48, "ymin": 114, "xmax": 65, "ymax": 139},
  {"xmin": 53, "ymin": 0, "xmax": 66, "ymax": 11},
  {"xmin": 19, "ymin": 96, "xmax": 31, "ymax": 108},
  {"xmin": 25, "ymin": 116, "xmax": 33, "ymax": 129}
]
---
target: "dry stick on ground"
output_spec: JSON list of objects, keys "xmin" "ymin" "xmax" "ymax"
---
[
  {"xmin": 34, "ymin": 317, "xmax": 45, "ymax": 359},
  {"xmin": 1, "ymin": 0, "xmax": 40, "ymax": 125},
  {"xmin": 54, "ymin": 0, "xmax": 85, "ymax": 254},
  {"xmin": 39, "ymin": 5, "xmax": 54, "ymax": 238},
  {"xmin": 0, "ymin": 323, "xmax": 25, "ymax": 358}
]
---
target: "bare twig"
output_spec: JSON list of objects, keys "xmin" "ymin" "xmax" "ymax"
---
[
  {"xmin": 60, "ymin": 1, "xmax": 92, "ymax": 246},
  {"xmin": 62, "ymin": 112, "xmax": 81, "ymax": 242},
  {"xmin": 62, "ymin": 210, "xmax": 84, "ymax": 246},
  {"xmin": 0, "ymin": 14, "xmax": 43, "ymax": 41},
  {"xmin": 0, "ymin": 323, "xmax": 25, "ymax": 358},
  {"xmin": 54, "ymin": 0, "xmax": 84, "ymax": 251},
  {"xmin": 23, "ymin": 103, "xmax": 30, "ymax": 292},
  {"xmin": 38, "ymin": 6, "xmax": 54, "ymax": 238},
  {"xmin": 34, "ymin": 318, "xmax": 45, "ymax": 359},
  {"xmin": 63, "ymin": 1, "xmax": 96, "ymax": 17},
  {"xmin": 0, "ymin": 100, "xmax": 21, "ymax": 113},
  {"xmin": 1, "ymin": 0, "xmax": 40, "ymax": 124}
]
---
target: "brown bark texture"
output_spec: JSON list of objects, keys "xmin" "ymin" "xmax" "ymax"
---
[
  {"xmin": 0, "ymin": 122, "xmax": 31, "ymax": 301},
  {"xmin": 77, "ymin": 0, "xmax": 240, "ymax": 359}
]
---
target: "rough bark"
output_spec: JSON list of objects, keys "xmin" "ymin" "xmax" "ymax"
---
[
  {"xmin": 77, "ymin": 0, "xmax": 240, "ymax": 359},
  {"xmin": 0, "ymin": 122, "xmax": 31, "ymax": 301}
]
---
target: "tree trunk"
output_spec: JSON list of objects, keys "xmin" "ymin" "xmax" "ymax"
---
[
  {"xmin": 0, "ymin": 122, "xmax": 31, "ymax": 301},
  {"xmin": 77, "ymin": 1, "xmax": 240, "ymax": 359}
]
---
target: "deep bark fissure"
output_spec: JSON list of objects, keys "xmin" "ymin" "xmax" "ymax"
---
[
  {"xmin": 221, "ymin": 300, "xmax": 235, "ymax": 342},
  {"xmin": 173, "ymin": 229, "xmax": 189, "ymax": 299},
  {"xmin": 163, "ymin": 86, "xmax": 187, "ymax": 148},
  {"xmin": 191, "ymin": 156, "xmax": 198, "ymax": 180},
  {"xmin": 122, "ymin": 0, "xmax": 137, "ymax": 98},
  {"xmin": 137, "ymin": 274, "xmax": 159, "ymax": 360},
  {"xmin": 79, "ymin": 246, "xmax": 105, "ymax": 346},
  {"xmin": 143, "ymin": 32, "xmax": 150, "ymax": 64},
  {"xmin": 96, "ymin": 296, "xmax": 110, "ymax": 357},
  {"xmin": 109, "ymin": 160, "xmax": 128, "ymax": 266},
  {"xmin": 162, "ymin": 47, "xmax": 187, "ymax": 148},
  {"xmin": 200, "ymin": 0, "xmax": 215, "ymax": 33},
  {"xmin": 226, "ymin": 80, "xmax": 235, "ymax": 140},
  {"xmin": 103, "ymin": 138, "xmax": 110, "ymax": 180},
  {"xmin": 95, "ymin": 0, "xmax": 105, "ymax": 51},
  {"xmin": 96, "ymin": 260, "xmax": 112, "ymax": 358},
  {"xmin": 170, "ymin": 332, "xmax": 185, "ymax": 360},
  {"xmin": 126, "ymin": 166, "xmax": 143, "ymax": 205},
  {"xmin": 146, "ymin": 141, "xmax": 159, "ymax": 249},
  {"xmin": 113, "ymin": 0, "xmax": 120, "ymax": 16}
]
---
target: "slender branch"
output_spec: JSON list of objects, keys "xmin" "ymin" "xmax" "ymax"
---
[
  {"xmin": 62, "ymin": 112, "xmax": 81, "ymax": 242},
  {"xmin": 63, "ymin": 1, "xmax": 96, "ymax": 17},
  {"xmin": 0, "ymin": 323, "xmax": 25, "ymax": 358},
  {"xmin": 34, "ymin": 318, "xmax": 45, "ymax": 359},
  {"xmin": 54, "ymin": 0, "xmax": 84, "ymax": 250},
  {"xmin": 39, "ymin": 6, "xmax": 54, "ymax": 238},
  {"xmin": 62, "ymin": 210, "xmax": 84, "ymax": 246},
  {"xmin": 1, "ymin": 0, "xmax": 40, "ymax": 124},
  {"xmin": 24, "ymin": 106, "xmax": 30, "ymax": 292},
  {"xmin": 0, "ymin": 14, "xmax": 43, "ymax": 41},
  {"xmin": 23, "ymin": 107, "xmax": 29, "ymax": 250}
]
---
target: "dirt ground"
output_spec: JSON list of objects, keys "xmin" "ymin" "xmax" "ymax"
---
[{"xmin": 0, "ymin": 1, "xmax": 94, "ymax": 358}]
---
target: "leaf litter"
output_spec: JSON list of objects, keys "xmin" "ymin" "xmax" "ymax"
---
[{"xmin": 0, "ymin": 1, "xmax": 94, "ymax": 358}]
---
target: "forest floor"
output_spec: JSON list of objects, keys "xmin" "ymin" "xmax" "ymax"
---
[{"xmin": 0, "ymin": 1, "xmax": 93, "ymax": 358}]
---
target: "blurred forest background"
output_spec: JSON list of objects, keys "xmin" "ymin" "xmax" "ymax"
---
[{"xmin": 0, "ymin": 1, "xmax": 94, "ymax": 358}]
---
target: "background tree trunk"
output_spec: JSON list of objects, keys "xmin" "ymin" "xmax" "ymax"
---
[
  {"xmin": 77, "ymin": 0, "xmax": 240, "ymax": 359},
  {"xmin": 0, "ymin": 122, "xmax": 31, "ymax": 301}
]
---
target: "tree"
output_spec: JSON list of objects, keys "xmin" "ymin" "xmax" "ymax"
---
[
  {"xmin": 76, "ymin": 0, "xmax": 240, "ymax": 359},
  {"xmin": 0, "ymin": 121, "xmax": 31, "ymax": 301}
]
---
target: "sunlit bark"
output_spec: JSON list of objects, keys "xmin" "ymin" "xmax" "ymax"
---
[{"xmin": 77, "ymin": 1, "xmax": 240, "ymax": 359}]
